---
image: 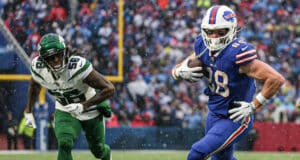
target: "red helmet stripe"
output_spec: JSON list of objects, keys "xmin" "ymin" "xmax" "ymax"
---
[{"xmin": 209, "ymin": 6, "xmax": 220, "ymax": 24}]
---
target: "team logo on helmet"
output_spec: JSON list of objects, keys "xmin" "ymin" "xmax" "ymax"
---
[{"xmin": 223, "ymin": 11, "xmax": 236, "ymax": 22}]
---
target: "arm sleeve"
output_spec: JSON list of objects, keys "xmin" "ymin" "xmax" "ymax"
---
[
  {"xmin": 235, "ymin": 43, "xmax": 258, "ymax": 66},
  {"xmin": 68, "ymin": 57, "xmax": 93, "ymax": 81}
]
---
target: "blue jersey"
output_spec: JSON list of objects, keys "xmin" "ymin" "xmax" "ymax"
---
[{"xmin": 194, "ymin": 36, "xmax": 257, "ymax": 116}]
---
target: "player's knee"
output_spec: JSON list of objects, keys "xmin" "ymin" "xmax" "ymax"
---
[
  {"xmin": 90, "ymin": 143, "xmax": 110, "ymax": 159},
  {"xmin": 57, "ymin": 135, "xmax": 73, "ymax": 151},
  {"xmin": 187, "ymin": 149, "xmax": 205, "ymax": 160}
]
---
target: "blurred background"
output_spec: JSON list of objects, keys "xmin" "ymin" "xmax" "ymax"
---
[{"xmin": 0, "ymin": 0, "xmax": 299, "ymax": 153}]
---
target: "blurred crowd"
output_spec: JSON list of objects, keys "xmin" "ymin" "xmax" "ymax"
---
[{"xmin": 0, "ymin": 0, "xmax": 299, "ymax": 129}]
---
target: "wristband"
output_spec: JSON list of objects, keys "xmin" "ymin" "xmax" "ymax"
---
[
  {"xmin": 255, "ymin": 92, "xmax": 267, "ymax": 105},
  {"xmin": 250, "ymin": 102, "xmax": 256, "ymax": 112}
]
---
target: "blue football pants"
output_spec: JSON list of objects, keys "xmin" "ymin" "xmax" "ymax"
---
[{"xmin": 187, "ymin": 112, "xmax": 253, "ymax": 160}]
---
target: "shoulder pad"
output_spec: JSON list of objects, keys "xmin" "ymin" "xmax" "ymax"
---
[
  {"xmin": 67, "ymin": 56, "xmax": 93, "ymax": 81},
  {"xmin": 194, "ymin": 35, "xmax": 208, "ymax": 58},
  {"xmin": 30, "ymin": 56, "xmax": 47, "ymax": 81},
  {"xmin": 31, "ymin": 56, "xmax": 46, "ymax": 70},
  {"xmin": 233, "ymin": 40, "xmax": 257, "ymax": 65}
]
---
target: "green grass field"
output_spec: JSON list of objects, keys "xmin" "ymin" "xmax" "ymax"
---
[{"xmin": 1, "ymin": 150, "xmax": 300, "ymax": 160}]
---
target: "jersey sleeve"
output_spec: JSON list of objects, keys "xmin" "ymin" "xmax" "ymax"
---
[
  {"xmin": 68, "ymin": 56, "xmax": 93, "ymax": 81},
  {"xmin": 30, "ymin": 57, "xmax": 46, "ymax": 82},
  {"xmin": 194, "ymin": 35, "xmax": 209, "ymax": 62},
  {"xmin": 235, "ymin": 43, "xmax": 257, "ymax": 65}
]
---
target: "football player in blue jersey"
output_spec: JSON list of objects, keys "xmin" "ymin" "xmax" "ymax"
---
[{"xmin": 172, "ymin": 5, "xmax": 285, "ymax": 160}]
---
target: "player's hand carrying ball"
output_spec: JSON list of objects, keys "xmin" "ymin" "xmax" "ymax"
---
[
  {"xmin": 65, "ymin": 103, "xmax": 84, "ymax": 116},
  {"xmin": 172, "ymin": 58, "xmax": 204, "ymax": 82}
]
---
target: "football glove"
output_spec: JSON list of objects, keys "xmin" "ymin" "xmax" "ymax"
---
[
  {"xmin": 65, "ymin": 103, "xmax": 84, "ymax": 116},
  {"xmin": 24, "ymin": 113, "xmax": 36, "ymax": 129},
  {"xmin": 97, "ymin": 100, "xmax": 112, "ymax": 118},
  {"xmin": 172, "ymin": 58, "xmax": 203, "ymax": 82},
  {"xmin": 228, "ymin": 101, "xmax": 256, "ymax": 123}
]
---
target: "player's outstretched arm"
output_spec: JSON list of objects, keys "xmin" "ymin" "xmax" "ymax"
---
[
  {"xmin": 240, "ymin": 59, "xmax": 285, "ymax": 109},
  {"xmin": 25, "ymin": 78, "xmax": 42, "ymax": 113},
  {"xmin": 81, "ymin": 69, "xmax": 115, "ymax": 110},
  {"xmin": 24, "ymin": 78, "xmax": 41, "ymax": 128}
]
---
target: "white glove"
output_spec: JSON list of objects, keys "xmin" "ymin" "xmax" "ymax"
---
[
  {"xmin": 172, "ymin": 58, "xmax": 203, "ymax": 82},
  {"xmin": 24, "ymin": 113, "xmax": 36, "ymax": 129},
  {"xmin": 228, "ymin": 101, "xmax": 256, "ymax": 123},
  {"xmin": 65, "ymin": 103, "xmax": 84, "ymax": 116}
]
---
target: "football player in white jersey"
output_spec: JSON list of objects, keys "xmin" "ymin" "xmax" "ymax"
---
[{"xmin": 24, "ymin": 33, "xmax": 115, "ymax": 160}]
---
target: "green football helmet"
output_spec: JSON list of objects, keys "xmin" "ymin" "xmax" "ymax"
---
[{"xmin": 37, "ymin": 33, "xmax": 69, "ymax": 72}]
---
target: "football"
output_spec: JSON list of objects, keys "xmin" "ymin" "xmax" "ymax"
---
[
  {"xmin": 187, "ymin": 57, "xmax": 203, "ymax": 68},
  {"xmin": 187, "ymin": 58, "xmax": 209, "ymax": 77}
]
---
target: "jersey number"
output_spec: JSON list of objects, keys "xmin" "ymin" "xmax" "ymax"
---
[
  {"xmin": 48, "ymin": 89, "xmax": 86, "ymax": 106},
  {"xmin": 68, "ymin": 58, "xmax": 80, "ymax": 69},
  {"xmin": 207, "ymin": 68, "xmax": 229, "ymax": 97}
]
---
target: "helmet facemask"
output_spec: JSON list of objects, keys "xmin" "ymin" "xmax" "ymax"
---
[
  {"xmin": 201, "ymin": 26, "xmax": 236, "ymax": 51},
  {"xmin": 40, "ymin": 48, "xmax": 68, "ymax": 73}
]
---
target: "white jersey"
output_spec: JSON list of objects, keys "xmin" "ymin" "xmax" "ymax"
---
[{"xmin": 30, "ymin": 55, "xmax": 100, "ymax": 120}]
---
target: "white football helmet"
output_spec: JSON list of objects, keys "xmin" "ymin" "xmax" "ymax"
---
[{"xmin": 201, "ymin": 5, "xmax": 237, "ymax": 51}]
